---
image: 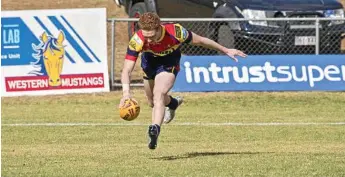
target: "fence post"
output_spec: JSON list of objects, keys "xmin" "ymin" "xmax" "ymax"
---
[
  {"xmin": 315, "ymin": 18, "xmax": 320, "ymax": 55},
  {"xmin": 111, "ymin": 19, "xmax": 115, "ymax": 90}
]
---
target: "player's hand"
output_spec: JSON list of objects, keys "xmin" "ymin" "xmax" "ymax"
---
[
  {"xmin": 119, "ymin": 95, "xmax": 132, "ymax": 108},
  {"xmin": 224, "ymin": 49, "xmax": 247, "ymax": 62}
]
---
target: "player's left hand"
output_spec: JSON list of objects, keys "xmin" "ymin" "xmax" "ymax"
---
[{"xmin": 224, "ymin": 49, "xmax": 247, "ymax": 62}]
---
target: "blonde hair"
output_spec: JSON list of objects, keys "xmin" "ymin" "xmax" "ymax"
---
[{"xmin": 138, "ymin": 12, "xmax": 161, "ymax": 30}]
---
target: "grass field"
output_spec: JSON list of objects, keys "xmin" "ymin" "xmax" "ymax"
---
[{"xmin": 2, "ymin": 91, "xmax": 345, "ymax": 176}]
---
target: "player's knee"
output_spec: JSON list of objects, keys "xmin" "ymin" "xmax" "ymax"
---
[{"xmin": 153, "ymin": 91, "xmax": 166, "ymax": 106}]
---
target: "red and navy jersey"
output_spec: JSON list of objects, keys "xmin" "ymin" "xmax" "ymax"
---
[{"xmin": 125, "ymin": 23, "xmax": 193, "ymax": 61}]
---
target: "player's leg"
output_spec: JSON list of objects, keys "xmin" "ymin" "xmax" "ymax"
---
[
  {"xmin": 141, "ymin": 55, "xmax": 156, "ymax": 118},
  {"xmin": 147, "ymin": 71, "xmax": 176, "ymax": 150},
  {"xmin": 163, "ymin": 65, "xmax": 183, "ymax": 124},
  {"xmin": 152, "ymin": 72, "xmax": 176, "ymax": 125},
  {"xmin": 143, "ymin": 79, "xmax": 154, "ymax": 108},
  {"xmin": 142, "ymin": 69, "xmax": 172, "ymax": 121},
  {"xmin": 143, "ymin": 78, "xmax": 156, "ymax": 122}
]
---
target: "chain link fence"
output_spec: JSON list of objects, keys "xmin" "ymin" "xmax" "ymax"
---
[{"xmin": 108, "ymin": 18, "xmax": 345, "ymax": 88}]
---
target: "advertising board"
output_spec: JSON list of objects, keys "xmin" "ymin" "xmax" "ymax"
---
[
  {"xmin": 172, "ymin": 55, "xmax": 345, "ymax": 92},
  {"xmin": 1, "ymin": 8, "xmax": 109, "ymax": 96}
]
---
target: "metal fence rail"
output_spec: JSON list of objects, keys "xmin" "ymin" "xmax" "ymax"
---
[{"xmin": 107, "ymin": 18, "xmax": 345, "ymax": 89}]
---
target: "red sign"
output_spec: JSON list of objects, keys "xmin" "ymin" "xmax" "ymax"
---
[{"xmin": 5, "ymin": 73, "xmax": 105, "ymax": 92}]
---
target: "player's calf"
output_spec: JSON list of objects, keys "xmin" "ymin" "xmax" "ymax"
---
[{"xmin": 147, "ymin": 98, "xmax": 154, "ymax": 108}]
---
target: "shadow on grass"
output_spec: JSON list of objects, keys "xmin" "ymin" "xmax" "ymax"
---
[{"xmin": 151, "ymin": 151, "xmax": 273, "ymax": 161}]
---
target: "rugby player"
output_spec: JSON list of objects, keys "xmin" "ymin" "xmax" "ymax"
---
[{"xmin": 119, "ymin": 12, "xmax": 247, "ymax": 150}]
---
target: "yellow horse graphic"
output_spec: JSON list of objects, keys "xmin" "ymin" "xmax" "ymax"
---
[{"xmin": 39, "ymin": 31, "xmax": 65, "ymax": 86}]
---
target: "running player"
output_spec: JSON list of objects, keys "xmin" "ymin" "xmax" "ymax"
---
[{"xmin": 119, "ymin": 12, "xmax": 247, "ymax": 150}]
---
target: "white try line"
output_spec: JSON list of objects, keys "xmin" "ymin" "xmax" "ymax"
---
[{"xmin": 2, "ymin": 122, "xmax": 345, "ymax": 127}]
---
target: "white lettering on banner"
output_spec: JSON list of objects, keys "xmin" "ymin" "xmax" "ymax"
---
[
  {"xmin": 184, "ymin": 62, "xmax": 345, "ymax": 87},
  {"xmin": 209, "ymin": 63, "xmax": 224, "ymax": 83},
  {"xmin": 1, "ymin": 54, "xmax": 20, "ymax": 59},
  {"xmin": 291, "ymin": 66, "xmax": 308, "ymax": 82},
  {"xmin": 324, "ymin": 65, "xmax": 341, "ymax": 81},
  {"xmin": 276, "ymin": 66, "xmax": 292, "ymax": 82},
  {"xmin": 7, "ymin": 79, "xmax": 48, "ymax": 89},
  {"xmin": 61, "ymin": 77, "xmax": 104, "ymax": 86},
  {"xmin": 222, "ymin": 67, "xmax": 232, "ymax": 83},
  {"xmin": 2, "ymin": 29, "xmax": 20, "ymax": 44},
  {"xmin": 308, "ymin": 65, "xmax": 324, "ymax": 87},
  {"xmin": 6, "ymin": 76, "xmax": 104, "ymax": 90},
  {"xmin": 249, "ymin": 66, "xmax": 265, "ymax": 83},
  {"xmin": 263, "ymin": 62, "xmax": 278, "ymax": 82},
  {"xmin": 233, "ymin": 67, "xmax": 249, "ymax": 83},
  {"xmin": 184, "ymin": 62, "xmax": 193, "ymax": 83},
  {"xmin": 192, "ymin": 67, "xmax": 210, "ymax": 83},
  {"xmin": 9, "ymin": 54, "xmax": 20, "ymax": 59}
]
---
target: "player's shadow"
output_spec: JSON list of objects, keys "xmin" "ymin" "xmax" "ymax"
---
[{"xmin": 151, "ymin": 151, "xmax": 272, "ymax": 161}]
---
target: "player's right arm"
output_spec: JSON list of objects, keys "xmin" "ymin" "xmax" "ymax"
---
[
  {"xmin": 119, "ymin": 33, "xmax": 144, "ymax": 108},
  {"xmin": 190, "ymin": 32, "xmax": 247, "ymax": 62}
]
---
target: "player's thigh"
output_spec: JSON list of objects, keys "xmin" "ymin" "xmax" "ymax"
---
[{"xmin": 153, "ymin": 72, "xmax": 176, "ymax": 95}]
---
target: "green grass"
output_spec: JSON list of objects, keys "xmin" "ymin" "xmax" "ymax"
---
[{"xmin": 2, "ymin": 91, "xmax": 345, "ymax": 177}]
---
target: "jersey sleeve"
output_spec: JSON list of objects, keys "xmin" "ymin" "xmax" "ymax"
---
[
  {"xmin": 125, "ymin": 33, "xmax": 144, "ymax": 61},
  {"xmin": 172, "ymin": 23, "xmax": 193, "ymax": 44}
]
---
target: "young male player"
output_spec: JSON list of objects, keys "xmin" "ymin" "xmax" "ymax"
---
[{"xmin": 119, "ymin": 12, "xmax": 247, "ymax": 150}]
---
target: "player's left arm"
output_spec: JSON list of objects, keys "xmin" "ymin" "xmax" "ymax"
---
[{"xmin": 190, "ymin": 32, "xmax": 247, "ymax": 62}]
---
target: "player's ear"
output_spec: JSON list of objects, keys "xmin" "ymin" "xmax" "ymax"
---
[
  {"xmin": 57, "ymin": 30, "xmax": 65, "ymax": 45},
  {"xmin": 156, "ymin": 26, "xmax": 161, "ymax": 32},
  {"xmin": 41, "ymin": 32, "xmax": 49, "ymax": 43}
]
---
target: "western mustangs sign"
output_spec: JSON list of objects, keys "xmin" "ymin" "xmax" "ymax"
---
[
  {"xmin": 1, "ymin": 8, "xmax": 109, "ymax": 97},
  {"xmin": 172, "ymin": 55, "xmax": 345, "ymax": 92}
]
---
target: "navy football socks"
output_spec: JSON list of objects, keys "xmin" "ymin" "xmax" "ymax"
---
[{"xmin": 166, "ymin": 96, "xmax": 178, "ymax": 110}]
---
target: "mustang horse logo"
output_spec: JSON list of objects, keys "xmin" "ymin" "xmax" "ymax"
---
[{"xmin": 30, "ymin": 30, "xmax": 66, "ymax": 86}]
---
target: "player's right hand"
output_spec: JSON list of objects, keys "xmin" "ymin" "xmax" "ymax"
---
[
  {"xmin": 119, "ymin": 95, "xmax": 131, "ymax": 108},
  {"xmin": 224, "ymin": 48, "xmax": 247, "ymax": 62}
]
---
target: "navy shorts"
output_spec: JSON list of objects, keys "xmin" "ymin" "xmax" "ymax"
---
[{"xmin": 141, "ymin": 51, "xmax": 181, "ymax": 80}]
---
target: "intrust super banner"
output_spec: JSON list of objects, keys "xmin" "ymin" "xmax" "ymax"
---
[
  {"xmin": 172, "ymin": 55, "xmax": 345, "ymax": 92},
  {"xmin": 1, "ymin": 8, "xmax": 109, "ymax": 97}
]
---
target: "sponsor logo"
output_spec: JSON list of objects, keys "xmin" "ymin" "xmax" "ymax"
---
[
  {"xmin": 182, "ymin": 28, "xmax": 188, "ymax": 40},
  {"xmin": 5, "ymin": 73, "xmax": 104, "ymax": 92},
  {"xmin": 133, "ymin": 34, "xmax": 142, "ymax": 45},
  {"xmin": 30, "ymin": 31, "xmax": 66, "ymax": 86},
  {"xmin": 129, "ymin": 40, "xmax": 136, "ymax": 50},
  {"xmin": 156, "ymin": 48, "xmax": 174, "ymax": 56},
  {"xmin": 174, "ymin": 25, "xmax": 182, "ymax": 38},
  {"xmin": 4, "ymin": 30, "xmax": 105, "ymax": 92},
  {"xmin": 183, "ymin": 61, "xmax": 345, "ymax": 87}
]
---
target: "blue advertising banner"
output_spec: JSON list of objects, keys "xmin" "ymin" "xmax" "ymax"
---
[{"xmin": 172, "ymin": 55, "xmax": 345, "ymax": 92}]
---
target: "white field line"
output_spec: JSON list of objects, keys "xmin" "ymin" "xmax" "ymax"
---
[{"xmin": 2, "ymin": 122, "xmax": 345, "ymax": 127}]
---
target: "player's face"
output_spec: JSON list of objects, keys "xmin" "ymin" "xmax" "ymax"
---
[{"xmin": 142, "ymin": 28, "xmax": 160, "ymax": 43}]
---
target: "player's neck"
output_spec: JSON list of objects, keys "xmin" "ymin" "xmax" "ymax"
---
[{"xmin": 155, "ymin": 26, "xmax": 164, "ymax": 42}]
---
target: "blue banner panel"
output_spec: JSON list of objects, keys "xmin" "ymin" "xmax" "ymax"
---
[
  {"xmin": 172, "ymin": 55, "xmax": 345, "ymax": 92},
  {"xmin": 1, "ymin": 17, "xmax": 40, "ymax": 66}
]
